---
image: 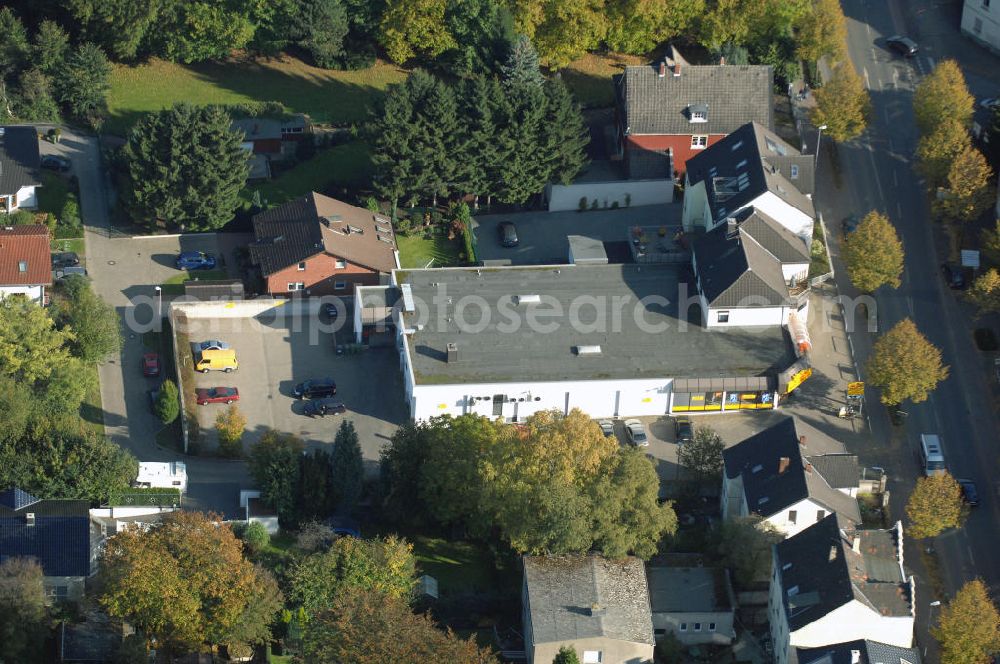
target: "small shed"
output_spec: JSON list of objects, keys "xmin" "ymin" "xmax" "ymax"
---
[
  {"xmin": 567, "ymin": 235, "xmax": 609, "ymax": 265},
  {"xmin": 647, "ymin": 566, "xmax": 736, "ymax": 645}
]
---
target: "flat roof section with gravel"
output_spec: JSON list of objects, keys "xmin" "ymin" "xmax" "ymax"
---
[{"xmin": 397, "ymin": 264, "xmax": 795, "ymax": 385}]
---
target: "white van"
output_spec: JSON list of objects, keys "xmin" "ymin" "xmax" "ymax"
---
[
  {"xmin": 920, "ymin": 434, "xmax": 945, "ymax": 476},
  {"xmin": 134, "ymin": 462, "xmax": 188, "ymax": 494}
]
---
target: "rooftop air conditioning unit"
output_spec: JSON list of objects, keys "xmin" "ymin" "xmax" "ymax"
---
[
  {"xmin": 575, "ymin": 345, "xmax": 602, "ymax": 355},
  {"xmin": 515, "ymin": 294, "xmax": 541, "ymax": 305}
]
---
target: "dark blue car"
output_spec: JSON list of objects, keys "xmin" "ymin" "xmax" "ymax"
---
[{"xmin": 175, "ymin": 251, "xmax": 217, "ymax": 270}]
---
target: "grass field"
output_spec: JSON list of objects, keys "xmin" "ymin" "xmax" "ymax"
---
[
  {"xmin": 37, "ymin": 172, "xmax": 71, "ymax": 215},
  {"xmin": 105, "ymin": 55, "xmax": 408, "ymax": 136},
  {"xmin": 396, "ymin": 231, "xmax": 461, "ymax": 269},
  {"xmin": 51, "ymin": 237, "xmax": 85, "ymax": 256},
  {"xmin": 411, "ymin": 536, "xmax": 496, "ymax": 594},
  {"xmin": 245, "ymin": 141, "xmax": 374, "ymax": 206},
  {"xmin": 562, "ymin": 52, "xmax": 645, "ymax": 108}
]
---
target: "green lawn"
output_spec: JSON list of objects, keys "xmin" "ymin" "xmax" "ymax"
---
[
  {"xmin": 106, "ymin": 55, "xmax": 408, "ymax": 136},
  {"xmin": 51, "ymin": 237, "xmax": 85, "ymax": 256},
  {"xmin": 396, "ymin": 231, "xmax": 462, "ymax": 269},
  {"xmin": 411, "ymin": 536, "xmax": 495, "ymax": 594},
  {"xmin": 245, "ymin": 141, "xmax": 374, "ymax": 206},
  {"xmin": 37, "ymin": 172, "xmax": 71, "ymax": 215},
  {"xmin": 562, "ymin": 51, "xmax": 645, "ymax": 108}
]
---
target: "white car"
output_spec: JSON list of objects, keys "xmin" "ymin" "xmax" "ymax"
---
[
  {"xmin": 197, "ymin": 340, "xmax": 230, "ymax": 352},
  {"xmin": 624, "ymin": 419, "xmax": 648, "ymax": 447}
]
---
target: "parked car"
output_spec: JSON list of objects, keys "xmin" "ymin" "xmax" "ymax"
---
[
  {"xmin": 323, "ymin": 302, "xmax": 339, "ymax": 319},
  {"xmin": 302, "ymin": 398, "xmax": 347, "ymax": 418},
  {"xmin": 624, "ymin": 419, "xmax": 648, "ymax": 447},
  {"xmin": 195, "ymin": 387, "xmax": 240, "ymax": 405},
  {"xmin": 598, "ymin": 419, "xmax": 615, "ymax": 438},
  {"xmin": 195, "ymin": 349, "xmax": 238, "ymax": 373},
  {"xmin": 497, "ymin": 221, "xmax": 519, "ymax": 248},
  {"xmin": 175, "ymin": 251, "xmax": 217, "ymax": 270},
  {"xmin": 51, "ymin": 252, "xmax": 79, "ymax": 268},
  {"xmin": 941, "ymin": 263, "xmax": 966, "ymax": 290},
  {"xmin": 54, "ymin": 266, "xmax": 87, "ymax": 280},
  {"xmin": 841, "ymin": 214, "xmax": 861, "ymax": 236},
  {"xmin": 958, "ymin": 479, "xmax": 980, "ymax": 507},
  {"xmin": 674, "ymin": 416, "xmax": 694, "ymax": 444},
  {"xmin": 293, "ymin": 377, "xmax": 337, "ymax": 399},
  {"xmin": 148, "ymin": 385, "xmax": 161, "ymax": 412},
  {"xmin": 325, "ymin": 515, "xmax": 361, "ymax": 538},
  {"xmin": 40, "ymin": 155, "xmax": 71, "ymax": 172},
  {"xmin": 197, "ymin": 340, "xmax": 230, "ymax": 352},
  {"xmin": 142, "ymin": 353, "xmax": 161, "ymax": 377},
  {"xmin": 885, "ymin": 35, "xmax": 918, "ymax": 57}
]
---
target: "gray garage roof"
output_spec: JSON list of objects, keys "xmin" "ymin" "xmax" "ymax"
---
[
  {"xmin": 523, "ymin": 554, "xmax": 654, "ymax": 647},
  {"xmin": 397, "ymin": 264, "xmax": 795, "ymax": 385},
  {"xmin": 0, "ymin": 126, "xmax": 41, "ymax": 197},
  {"xmin": 616, "ymin": 47, "xmax": 773, "ymax": 136},
  {"xmin": 798, "ymin": 639, "xmax": 922, "ymax": 664},
  {"xmin": 647, "ymin": 566, "xmax": 734, "ymax": 614}
]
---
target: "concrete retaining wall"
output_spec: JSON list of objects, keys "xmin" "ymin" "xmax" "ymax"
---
[{"xmin": 545, "ymin": 179, "xmax": 674, "ymax": 212}]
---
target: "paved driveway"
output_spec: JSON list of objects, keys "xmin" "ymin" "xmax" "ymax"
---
[
  {"xmin": 181, "ymin": 315, "xmax": 407, "ymax": 472},
  {"xmin": 472, "ymin": 205, "xmax": 682, "ymax": 265}
]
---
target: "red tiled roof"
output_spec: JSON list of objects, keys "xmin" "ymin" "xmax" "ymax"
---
[{"xmin": 0, "ymin": 225, "xmax": 51, "ymax": 286}]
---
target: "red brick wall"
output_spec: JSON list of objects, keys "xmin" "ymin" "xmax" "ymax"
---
[
  {"xmin": 265, "ymin": 254, "xmax": 381, "ymax": 296},
  {"xmin": 627, "ymin": 134, "xmax": 726, "ymax": 176},
  {"xmin": 252, "ymin": 138, "xmax": 283, "ymax": 154}
]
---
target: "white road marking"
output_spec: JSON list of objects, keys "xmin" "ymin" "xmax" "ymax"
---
[
  {"xmin": 864, "ymin": 67, "xmax": 872, "ymax": 90},
  {"xmin": 867, "ymin": 146, "xmax": 886, "ymax": 201}
]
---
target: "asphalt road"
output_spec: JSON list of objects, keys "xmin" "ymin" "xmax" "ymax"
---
[{"xmin": 830, "ymin": 0, "xmax": 1000, "ymax": 651}]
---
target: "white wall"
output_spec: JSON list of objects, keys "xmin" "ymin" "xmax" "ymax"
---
[
  {"xmin": 545, "ymin": 179, "xmax": 674, "ymax": 212},
  {"xmin": 0, "ymin": 284, "xmax": 43, "ymax": 303},
  {"xmin": 172, "ymin": 297, "xmax": 319, "ymax": 319},
  {"xmin": 706, "ymin": 305, "xmax": 786, "ymax": 328},
  {"xmin": 16, "ymin": 185, "xmax": 37, "ymax": 209},
  {"xmin": 681, "ymin": 179, "xmax": 710, "ymax": 231},
  {"xmin": 411, "ymin": 376, "xmax": 674, "ymax": 421},
  {"xmin": 963, "ymin": 0, "xmax": 1000, "ymax": 51},
  {"xmin": 764, "ymin": 498, "xmax": 837, "ymax": 538},
  {"xmin": 790, "ymin": 602, "xmax": 914, "ymax": 650},
  {"xmin": 745, "ymin": 192, "xmax": 813, "ymax": 241},
  {"xmin": 652, "ymin": 610, "xmax": 734, "ymax": 645},
  {"xmin": 781, "ymin": 262, "xmax": 809, "ymax": 283}
]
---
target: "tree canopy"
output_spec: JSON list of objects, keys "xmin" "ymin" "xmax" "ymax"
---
[
  {"xmin": 811, "ymin": 62, "xmax": 870, "ymax": 143},
  {"xmin": 967, "ymin": 269, "xmax": 1000, "ymax": 315},
  {"xmin": 905, "ymin": 473, "xmax": 964, "ymax": 539},
  {"xmin": 938, "ymin": 145, "xmax": 995, "ymax": 224},
  {"xmin": 248, "ymin": 429, "xmax": 305, "ymax": 525},
  {"xmin": 330, "ymin": 420, "xmax": 364, "ymax": 514},
  {"xmin": 843, "ymin": 211, "xmax": 904, "ymax": 293},
  {"xmin": 677, "ymin": 426, "xmax": 725, "ymax": 483},
  {"xmin": 53, "ymin": 275, "xmax": 122, "ymax": 363},
  {"xmin": 0, "ymin": 557, "xmax": 48, "ymax": 663},
  {"xmin": 867, "ymin": 318, "xmax": 949, "ymax": 405},
  {"xmin": 932, "ymin": 579, "xmax": 1000, "ymax": 664},
  {"xmin": 713, "ymin": 516, "xmax": 783, "ymax": 586},
  {"xmin": 99, "ymin": 511, "xmax": 283, "ymax": 653},
  {"xmin": 123, "ymin": 103, "xmax": 248, "ymax": 231},
  {"xmin": 913, "ymin": 59, "xmax": 974, "ymax": 136}
]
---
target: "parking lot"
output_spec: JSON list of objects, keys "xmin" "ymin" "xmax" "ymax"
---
[
  {"xmin": 472, "ymin": 205, "xmax": 682, "ymax": 265},
  {"xmin": 179, "ymin": 311, "xmax": 408, "ymax": 471}
]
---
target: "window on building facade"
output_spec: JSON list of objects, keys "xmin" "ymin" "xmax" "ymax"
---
[
  {"xmin": 816, "ymin": 510, "xmax": 826, "ymax": 521},
  {"xmin": 680, "ymin": 623, "xmax": 688, "ymax": 631},
  {"xmin": 583, "ymin": 651, "xmax": 602, "ymax": 664},
  {"xmin": 287, "ymin": 282, "xmax": 304, "ymax": 291},
  {"xmin": 694, "ymin": 623, "xmax": 701, "ymax": 631},
  {"xmin": 717, "ymin": 311, "xmax": 730, "ymax": 323},
  {"xmin": 709, "ymin": 622, "xmax": 716, "ymax": 631},
  {"xmin": 334, "ymin": 281, "xmax": 347, "ymax": 290},
  {"xmin": 788, "ymin": 510, "xmax": 797, "ymax": 524},
  {"xmin": 691, "ymin": 135, "xmax": 708, "ymax": 149}
]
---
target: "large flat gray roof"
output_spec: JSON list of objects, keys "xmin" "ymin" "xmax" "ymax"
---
[{"xmin": 396, "ymin": 264, "xmax": 795, "ymax": 385}]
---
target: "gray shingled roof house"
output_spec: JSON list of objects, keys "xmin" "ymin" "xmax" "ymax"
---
[
  {"xmin": 721, "ymin": 418, "xmax": 861, "ymax": 538},
  {"xmin": 768, "ymin": 515, "xmax": 915, "ymax": 664},
  {"xmin": 797, "ymin": 639, "xmax": 922, "ymax": 664},
  {"xmin": 682, "ymin": 122, "xmax": 816, "ymax": 243},
  {"xmin": 522, "ymin": 554, "xmax": 654, "ymax": 664},
  {"xmin": 0, "ymin": 126, "xmax": 41, "ymax": 213},
  {"xmin": 613, "ymin": 46, "xmax": 773, "ymax": 176}
]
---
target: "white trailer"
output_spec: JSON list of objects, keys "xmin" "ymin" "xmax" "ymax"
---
[{"xmin": 135, "ymin": 462, "xmax": 188, "ymax": 493}]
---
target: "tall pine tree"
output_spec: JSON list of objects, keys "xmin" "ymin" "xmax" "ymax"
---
[
  {"xmin": 330, "ymin": 420, "xmax": 363, "ymax": 515},
  {"xmin": 541, "ymin": 79, "xmax": 590, "ymax": 185},
  {"xmin": 500, "ymin": 34, "xmax": 544, "ymax": 89},
  {"xmin": 494, "ymin": 83, "xmax": 552, "ymax": 205}
]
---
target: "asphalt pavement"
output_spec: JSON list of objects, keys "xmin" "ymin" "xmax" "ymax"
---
[{"xmin": 820, "ymin": 0, "xmax": 1000, "ymax": 654}]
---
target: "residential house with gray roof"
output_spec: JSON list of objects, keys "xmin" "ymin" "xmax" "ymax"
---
[
  {"xmin": 522, "ymin": 554, "xmax": 654, "ymax": 664},
  {"xmin": 682, "ymin": 122, "xmax": 815, "ymax": 244},
  {"xmin": 692, "ymin": 206, "xmax": 811, "ymax": 327},
  {"xmin": 769, "ymin": 515, "xmax": 915, "ymax": 664},
  {"xmin": 614, "ymin": 46, "xmax": 773, "ymax": 177},
  {"xmin": 721, "ymin": 418, "xmax": 861, "ymax": 537},
  {"xmin": 647, "ymin": 566, "xmax": 736, "ymax": 646},
  {"xmin": 0, "ymin": 126, "xmax": 41, "ymax": 213},
  {"xmin": 797, "ymin": 638, "xmax": 921, "ymax": 664}
]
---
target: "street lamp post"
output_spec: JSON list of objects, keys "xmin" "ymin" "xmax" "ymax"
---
[
  {"xmin": 815, "ymin": 124, "xmax": 828, "ymax": 170},
  {"xmin": 925, "ymin": 600, "xmax": 942, "ymax": 656},
  {"xmin": 154, "ymin": 286, "xmax": 162, "ymax": 331}
]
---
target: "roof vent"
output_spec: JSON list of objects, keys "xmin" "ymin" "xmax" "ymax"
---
[
  {"xmin": 778, "ymin": 457, "xmax": 790, "ymax": 474},
  {"xmin": 799, "ymin": 435, "xmax": 807, "ymax": 447},
  {"xmin": 851, "ymin": 650, "xmax": 861, "ymax": 664},
  {"xmin": 447, "ymin": 342, "xmax": 458, "ymax": 363},
  {"xmin": 400, "ymin": 284, "xmax": 415, "ymax": 313},
  {"xmin": 515, "ymin": 294, "xmax": 541, "ymax": 305},
  {"xmin": 787, "ymin": 585, "xmax": 799, "ymax": 597},
  {"xmin": 348, "ymin": 225, "xmax": 364, "ymax": 235},
  {"xmin": 25, "ymin": 512, "xmax": 35, "ymax": 527},
  {"xmin": 575, "ymin": 345, "xmax": 602, "ymax": 356}
]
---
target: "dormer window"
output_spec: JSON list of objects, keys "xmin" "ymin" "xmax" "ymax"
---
[{"xmin": 688, "ymin": 103, "xmax": 709, "ymax": 123}]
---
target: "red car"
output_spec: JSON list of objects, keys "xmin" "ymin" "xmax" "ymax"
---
[
  {"xmin": 142, "ymin": 353, "xmax": 161, "ymax": 377},
  {"xmin": 195, "ymin": 387, "xmax": 240, "ymax": 405}
]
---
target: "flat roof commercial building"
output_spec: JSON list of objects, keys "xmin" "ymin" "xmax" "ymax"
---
[{"xmin": 392, "ymin": 263, "xmax": 797, "ymax": 421}]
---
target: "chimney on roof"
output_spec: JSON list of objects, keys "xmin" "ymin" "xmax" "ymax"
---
[
  {"xmin": 852, "ymin": 535, "xmax": 862, "ymax": 554},
  {"xmin": 799, "ymin": 435, "xmax": 807, "ymax": 447},
  {"xmin": 673, "ymin": 62, "xmax": 681, "ymax": 77},
  {"xmin": 26, "ymin": 512, "xmax": 35, "ymax": 527},
  {"xmin": 447, "ymin": 342, "xmax": 458, "ymax": 363},
  {"xmin": 658, "ymin": 61, "xmax": 666, "ymax": 78},
  {"xmin": 719, "ymin": 56, "xmax": 726, "ymax": 65},
  {"xmin": 778, "ymin": 457, "xmax": 790, "ymax": 474},
  {"xmin": 804, "ymin": 462, "xmax": 813, "ymax": 475}
]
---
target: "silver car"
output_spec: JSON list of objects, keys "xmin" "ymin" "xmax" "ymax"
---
[
  {"xmin": 598, "ymin": 419, "xmax": 615, "ymax": 438},
  {"xmin": 624, "ymin": 419, "xmax": 648, "ymax": 446},
  {"xmin": 197, "ymin": 340, "xmax": 230, "ymax": 352}
]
